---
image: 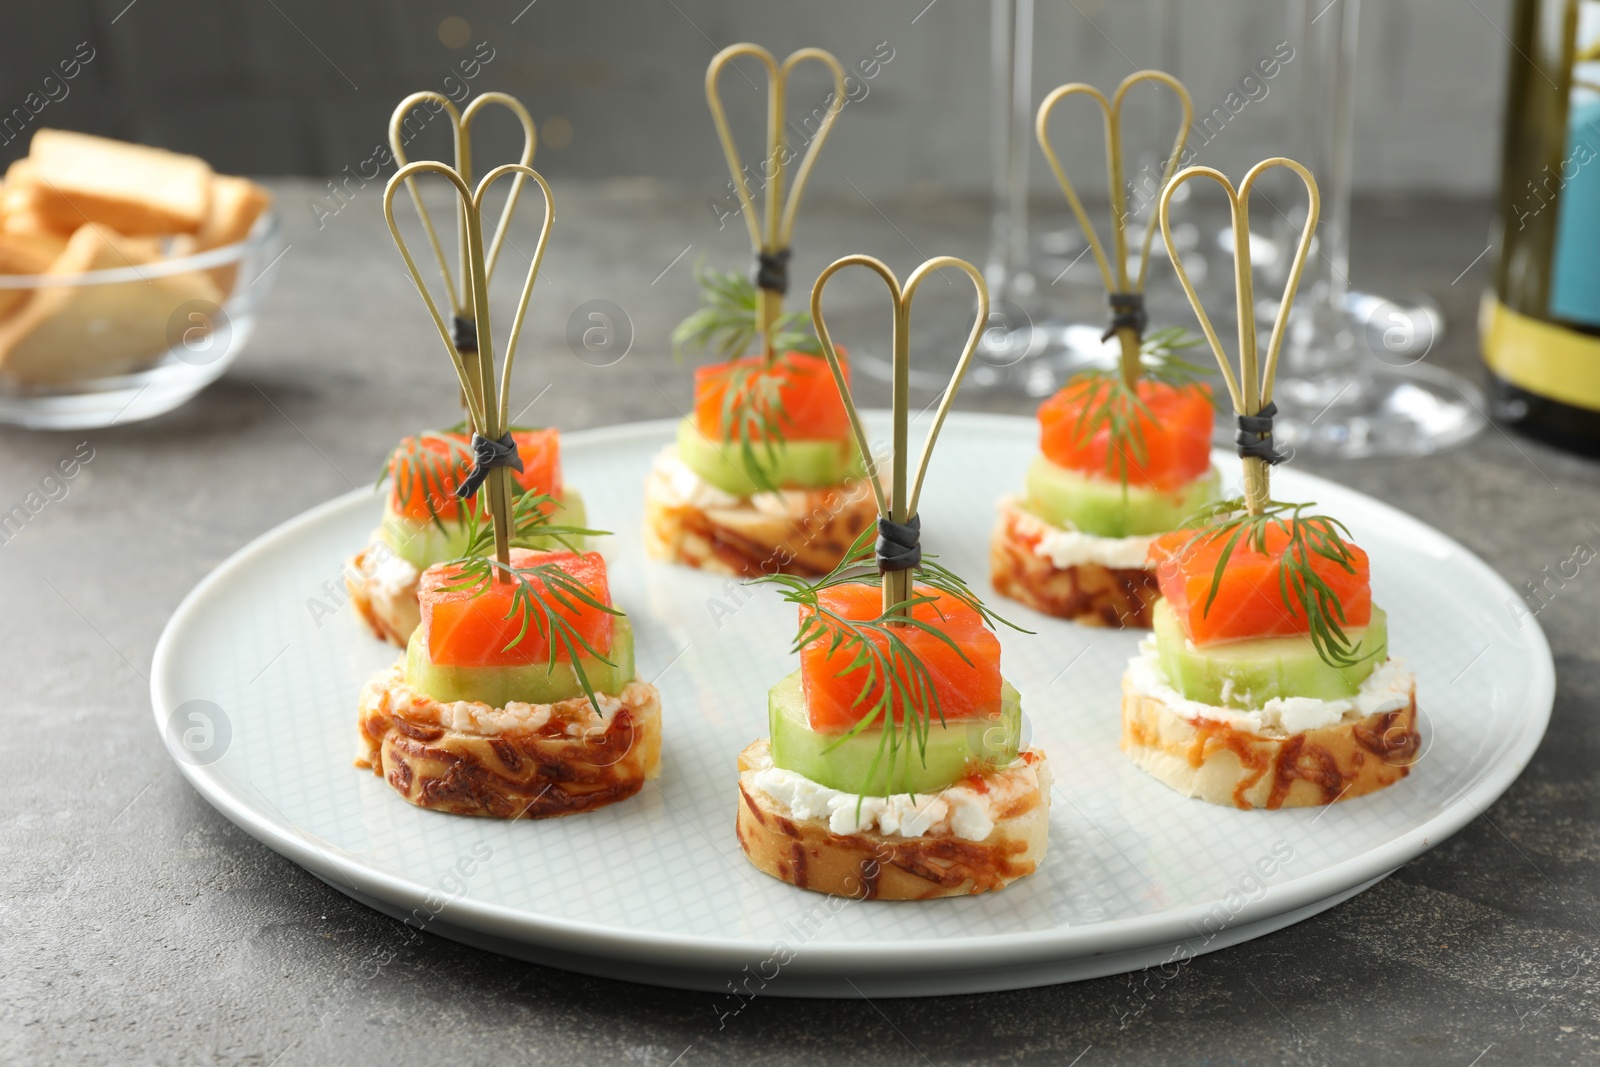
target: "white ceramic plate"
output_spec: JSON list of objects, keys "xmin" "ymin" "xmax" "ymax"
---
[{"xmin": 150, "ymin": 414, "xmax": 1554, "ymax": 997}]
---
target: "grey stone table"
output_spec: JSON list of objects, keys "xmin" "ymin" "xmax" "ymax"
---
[{"xmin": 3, "ymin": 180, "xmax": 1597, "ymax": 1066}]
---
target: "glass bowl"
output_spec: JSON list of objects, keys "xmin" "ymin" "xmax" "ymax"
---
[{"xmin": 0, "ymin": 207, "xmax": 283, "ymax": 429}]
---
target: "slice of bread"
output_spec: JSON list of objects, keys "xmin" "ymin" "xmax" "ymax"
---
[
  {"xmin": 0, "ymin": 229, "xmax": 69, "ymax": 319},
  {"xmin": 990, "ymin": 497, "xmax": 1161, "ymax": 627},
  {"xmin": 27, "ymin": 129, "xmax": 213, "ymax": 236},
  {"xmin": 0, "ymin": 159, "xmax": 74, "ymax": 238},
  {"xmin": 194, "ymin": 175, "xmax": 272, "ymax": 293},
  {"xmin": 1120, "ymin": 670, "xmax": 1420, "ymax": 809},
  {"xmin": 195, "ymin": 175, "xmax": 271, "ymax": 250},
  {"xmin": 345, "ymin": 539, "xmax": 422, "ymax": 648},
  {"xmin": 358, "ymin": 665, "xmax": 663, "ymax": 819},
  {"xmin": 643, "ymin": 455, "xmax": 877, "ymax": 578},
  {"xmin": 0, "ymin": 223, "xmax": 223, "ymax": 384},
  {"xmin": 0, "ymin": 229, "xmax": 68, "ymax": 273},
  {"xmin": 736, "ymin": 739, "xmax": 1051, "ymax": 899}
]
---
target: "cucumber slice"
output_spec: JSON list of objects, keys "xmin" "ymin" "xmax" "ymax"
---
[
  {"xmin": 1024, "ymin": 456, "xmax": 1219, "ymax": 538},
  {"xmin": 675, "ymin": 418, "xmax": 863, "ymax": 496},
  {"xmin": 1153, "ymin": 597, "xmax": 1387, "ymax": 707},
  {"xmin": 405, "ymin": 614, "xmax": 634, "ymax": 706},
  {"xmin": 767, "ymin": 670, "xmax": 1022, "ymax": 795},
  {"xmin": 380, "ymin": 488, "xmax": 589, "ymax": 569}
]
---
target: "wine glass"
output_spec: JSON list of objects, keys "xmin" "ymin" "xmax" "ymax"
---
[{"xmin": 1262, "ymin": 0, "xmax": 1486, "ymax": 456}]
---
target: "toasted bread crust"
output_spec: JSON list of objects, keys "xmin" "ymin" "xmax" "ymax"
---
[
  {"xmin": 345, "ymin": 545, "xmax": 420, "ymax": 647},
  {"xmin": 989, "ymin": 501, "xmax": 1160, "ymax": 628},
  {"xmin": 734, "ymin": 740, "xmax": 1050, "ymax": 899},
  {"xmin": 358, "ymin": 668, "xmax": 661, "ymax": 819},
  {"xmin": 643, "ymin": 469, "xmax": 877, "ymax": 578},
  {"xmin": 0, "ymin": 223, "xmax": 222, "ymax": 384},
  {"xmin": 195, "ymin": 174, "xmax": 272, "ymax": 293},
  {"xmin": 1120, "ymin": 672, "xmax": 1420, "ymax": 810},
  {"xmin": 27, "ymin": 129, "xmax": 214, "ymax": 236}
]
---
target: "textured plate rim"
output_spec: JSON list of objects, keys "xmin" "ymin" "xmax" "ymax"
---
[{"xmin": 150, "ymin": 414, "xmax": 1556, "ymax": 978}]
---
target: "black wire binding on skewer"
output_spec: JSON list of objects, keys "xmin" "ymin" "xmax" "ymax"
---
[
  {"xmin": 454, "ymin": 432, "xmax": 525, "ymax": 498},
  {"xmin": 876, "ymin": 514, "xmax": 921, "ymax": 573},
  {"xmin": 1101, "ymin": 291, "xmax": 1148, "ymax": 342},
  {"xmin": 452, "ymin": 314, "xmax": 479, "ymax": 353},
  {"xmin": 1235, "ymin": 400, "xmax": 1286, "ymax": 464},
  {"xmin": 754, "ymin": 247, "xmax": 791, "ymax": 295}
]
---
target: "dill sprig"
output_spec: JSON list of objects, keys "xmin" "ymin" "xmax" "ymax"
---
[
  {"xmin": 379, "ymin": 427, "xmax": 474, "ymax": 534},
  {"xmin": 1060, "ymin": 327, "xmax": 1211, "ymax": 486},
  {"xmin": 444, "ymin": 490, "xmax": 617, "ymax": 709},
  {"xmin": 708, "ymin": 353, "xmax": 844, "ymax": 494},
  {"xmin": 671, "ymin": 263, "xmax": 821, "ymax": 363},
  {"xmin": 755, "ymin": 528, "xmax": 1029, "ymax": 802},
  {"xmin": 674, "ymin": 265, "xmax": 832, "ymax": 492},
  {"xmin": 435, "ymin": 551, "xmax": 623, "ymax": 710},
  {"xmin": 1177, "ymin": 497, "xmax": 1376, "ymax": 670},
  {"xmin": 440, "ymin": 484, "xmax": 618, "ymax": 711},
  {"xmin": 379, "ymin": 425, "xmax": 596, "ymax": 548},
  {"xmin": 718, "ymin": 359, "xmax": 786, "ymax": 494},
  {"xmin": 456, "ymin": 487, "xmax": 609, "ymax": 557}
]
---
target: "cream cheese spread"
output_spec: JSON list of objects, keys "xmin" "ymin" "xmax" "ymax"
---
[
  {"xmin": 745, "ymin": 748, "xmax": 1042, "ymax": 842},
  {"xmin": 1127, "ymin": 638, "xmax": 1413, "ymax": 735},
  {"xmin": 1002, "ymin": 496, "xmax": 1156, "ymax": 570}
]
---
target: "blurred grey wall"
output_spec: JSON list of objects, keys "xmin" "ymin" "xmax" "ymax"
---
[{"xmin": 0, "ymin": 0, "xmax": 1507, "ymax": 199}]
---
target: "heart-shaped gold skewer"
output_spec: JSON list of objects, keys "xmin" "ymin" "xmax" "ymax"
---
[
  {"xmin": 388, "ymin": 92, "xmax": 537, "ymax": 369},
  {"xmin": 707, "ymin": 44, "xmax": 847, "ymax": 360},
  {"xmin": 383, "ymin": 160, "xmax": 554, "ymax": 568},
  {"xmin": 1036, "ymin": 70, "xmax": 1192, "ymax": 386},
  {"xmin": 811, "ymin": 255, "xmax": 989, "ymax": 618},
  {"xmin": 1157, "ymin": 158, "xmax": 1320, "ymax": 516}
]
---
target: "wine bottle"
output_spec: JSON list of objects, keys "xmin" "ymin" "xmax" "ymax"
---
[{"xmin": 1484, "ymin": 0, "xmax": 1600, "ymax": 455}]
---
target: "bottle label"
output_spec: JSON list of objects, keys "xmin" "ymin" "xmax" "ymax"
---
[{"xmin": 1549, "ymin": 3, "xmax": 1600, "ymax": 327}]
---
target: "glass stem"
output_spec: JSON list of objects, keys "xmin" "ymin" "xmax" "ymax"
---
[
  {"xmin": 986, "ymin": 0, "xmax": 1034, "ymax": 299},
  {"xmin": 1280, "ymin": 0, "xmax": 1362, "ymax": 390}
]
